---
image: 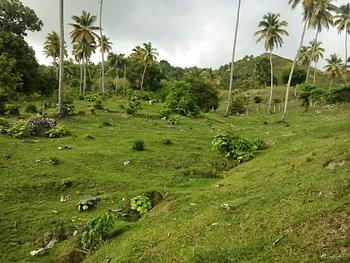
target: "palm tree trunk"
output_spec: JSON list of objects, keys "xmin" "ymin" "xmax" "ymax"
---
[
  {"xmin": 115, "ymin": 66, "xmax": 119, "ymax": 93},
  {"xmin": 83, "ymin": 58, "xmax": 87, "ymax": 94},
  {"xmin": 281, "ymin": 19, "xmax": 308, "ymax": 122},
  {"xmin": 79, "ymin": 62, "xmax": 83, "ymax": 95},
  {"xmin": 329, "ymin": 78, "xmax": 333, "ymax": 92},
  {"xmin": 313, "ymin": 61, "xmax": 317, "ymax": 85},
  {"xmin": 268, "ymin": 49, "xmax": 274, "ymax": 114},
  {"xmin": 224, "ymin": 0, "xmax": 241, "ymax": 117},
  {"xmin": 306, "ymin": 28, "xmax": 319, "ymax": 83},
  {"xmin": 99, "ymin": 0, "xmax": 105, "ymax": 95},
  {"xmin": 57, "ymin": 0, "xmax": 64, "ymax": 117},
  {"xmin": 140, "ymin": 64, "xmax": 147, "ymax": 91},
  {"xmin": 345, "ymin": 32, "xmax": 348, "ymax": 71}
]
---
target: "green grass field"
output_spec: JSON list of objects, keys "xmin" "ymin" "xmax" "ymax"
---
[{"xmin": 0, "ymin": 95, "xmax": 349, "ymax": 262}]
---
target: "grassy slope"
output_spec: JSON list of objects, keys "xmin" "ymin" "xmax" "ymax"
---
[{"xmin": 0, "ymin": 98, "xmax": 349, "ymax": 263}]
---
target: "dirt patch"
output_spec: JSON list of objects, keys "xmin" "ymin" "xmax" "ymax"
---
[{"xmin": 324, "ymin": 160, "xmax": 347, "ymax": 170}]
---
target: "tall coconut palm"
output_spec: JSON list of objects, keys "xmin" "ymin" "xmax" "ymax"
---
[
  {"xmin": 107, "ymin": 53, "xmax": 126, "ymax": 93},
  {"xmin": 99, "ymin": 0, "xmax": 106, "ymax": 95},
  {"xmin": 57, "ymin": 0, "xmax": 64, "ymax": 117},
  {"xmin": 308, "ymin": 40, "xmax": 325, "ymax": 84},
  {"xmin": 324, "ymin": 54, "xmax": 343, "ymax": 91},
  {"xmin": 136, "ymin": 42, "xmax": 159, "ymax": 91},
  {"xmin": 306, "ymin": 0, "xmax": 336, "ymax": 83},
  {"xmin": 70, "ymin": 11, "xmax": 99, "ymax": 93},
  {"xmin": 43, "ymin": 32, "xmax": 60, "ymax": 65},
  {"xmin": 281, "ymin": 0, "xmax": 316, "ymax": 122},
  {"xmin": 72, "ymin": 43, "xmax": 84, "ymax": 94},
  {"xmin": 224, "ymin": 0, "xmax": 242, "ymax": 117},
  {"xmin": 255, "ymin": 13, "xmax": 288, "ymax": 114},
  {"xmin": 298, "ymin": 45, "xmax": 312, "ymax": 66},
  {"xmin": 334, "ymin": 3, "xmax": 350, "ymax": 70},
  {"xmin": 98, "ymin": 35, "xmax": 112, "ymax": 94}
]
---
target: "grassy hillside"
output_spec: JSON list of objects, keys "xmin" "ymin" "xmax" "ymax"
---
[{"xmin": 0, "ymin": 97, "xmax": 349, "ymax": 262}]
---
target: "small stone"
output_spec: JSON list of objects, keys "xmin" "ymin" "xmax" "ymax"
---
[{"xmin": 123, "ymin": 161, "xmax": 131, "ymax": 166}]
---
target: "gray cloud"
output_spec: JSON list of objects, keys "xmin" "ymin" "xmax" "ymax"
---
[{"xmin": 21, "ymin": 0, "xmax": 348, "ymax": 68}]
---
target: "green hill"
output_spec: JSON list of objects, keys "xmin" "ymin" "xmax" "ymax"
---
[{"xmin": 0, "ymin": 97, "xmax": 349, "ymax": 262}]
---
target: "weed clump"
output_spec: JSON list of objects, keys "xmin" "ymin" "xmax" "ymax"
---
[
  {"xmin": 46, "ymin": 125, "xmax": 68, "ymax": 138},
  {"xmin": 130, "ymin": 195, "xmax": 152, "ymax": 215},
  {"xmin": 133, "ymin": 140, "xmax": 145, "ymax": 151},
  {"xmin": 163, "ymin": 138, "xmax": 172, "ymax": 145}
]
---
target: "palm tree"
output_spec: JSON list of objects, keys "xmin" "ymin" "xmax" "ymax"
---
[
  {"xmin": 43, "ymin": 32, "xmax": 60, "ymax": 65},
  {"xmin": 107, "ymin": 53, "xmax": 126, "ymax": 93},
  {"xmin": 98, "ymin": 35, "xmax": 112, "ymax": 95},
  {"xmin": 57, "ymin": 0, "xmax": 64, "ymax": 117},
  {"xmin": 308, "ymin": 40, "xmax": 325, "ymax": 84},
  {"xmin": 281, "ymin": 0, "xmax": 316, "ymax": 122},
  {"xmin": 224, "ymin": 0, "xmax": 242, "ymax": 117},
  {"xmin": 306, "ymin": 0, "xmax": 336, "ymax": 83},
  {"xmin": 72, "ymin": 43, "xmax": 84, "ymax": 94},
  {"xmin": 134, "ymin": 42, "xmax": 159, "ymax": 91},
  {"xmin": 298, "ymin": 45, "xmax": 312, "ymax": 66},
  {"xmin": 255, "ymin": 13, "xmax": 288, "ymax": 114},
  {"xmin": 70, "ymin": 11, "xmax": 99, "ymax": 93},
  {"xmin": 324, "ymin": 54, "xmax": 343, "ymax": 91},
  {"xmin": 334, "ymin": 4, "xmax": 350, "ymax": 70}
]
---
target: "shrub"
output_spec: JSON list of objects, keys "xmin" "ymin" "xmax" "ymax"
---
[
  {"xmin": 212, "ymin": 134, "xmax": 265, "ymax": 163},
  {"xmin": 189, "ymin": 79, "xmax": 219, "ymax": 112},
  {"xmin": 132, "ymin": 140, "xmax": 145, "ymax": 151},
  {"xmin": 46, "ymin": 125, "xmax": 68, "ymax": 138},
  {"xmin": 282, "ymin": 68, "xmax": 307, "ymax": 86},
  {"xmin": 252, "ymin": 138, "xmax": 267, "ymax": 150},
  {"xmin": 126, "ymin": 97, "xmax": 141, "ymax": 115},
  {"xmin": 273, "ymin": 98, "xmax": 282, "ymax": 104},
  {"xmin": 7, "ymin": 120, "xmax": 30, "ymax": 139},
  {"xmin": 326, "ymin": 85, "xmax": 350, "ymax": 104},
  {"xmin": 254, "ymin": 96, "xmax": 263, "ymax": 104},
  {"xmin": 168, "ymin": 116, "xmax": 180, "ymax": 125},
  {"xmin": 163, "ymin": 138, "xmax": 172, "ymax": 145},
  {"xmin": 84, "ymin": 92, "xmax": 100, "ymax": 102},
  {"xmin": 0, "ymin": 118, "xmax": 9, "ymax": 134},
  {"xmin": 165, "ymin": 81, "xmax": 200, "ymax": 117},
  {"xmin": 130, "ymin": 195, "xmax": 152, "ymax": 215},
  {"xmin": 49, "ymin": 157, "xmax": 62, "ymax": 166},
  {"xmin": 298, "ymin": 83, "xmax": 324, "ymax": 111},
  {"xmin": 94, "ymin": 98, "xmax": 104, "ymax": 110},
  {"xmin": 25, "ymin": 104, "xmax": 38, "ymax": 113},
  {"xmin": 6, "ymin": 104, "xmax": 21, "ymax": 116},
  {"xmin": 63, "ymin": 103, "xmax": 75, "ymax": 116},
  {"xmin": 230, "ymin": 97, "xmax": 246, "ymax": 115},
  {"xmin": 81, "ymin": 212, "xmax": 115, "ymax": 249}
]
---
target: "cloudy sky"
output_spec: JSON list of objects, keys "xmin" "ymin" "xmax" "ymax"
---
[{"xmin": 21, "ymin": 0, "xmax": 348, "ymax": 69}]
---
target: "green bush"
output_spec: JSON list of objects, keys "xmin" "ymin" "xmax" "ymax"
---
[
  {"xmin": 84, "ymin": 92, "xmax": 100, "ymax": 102},
  {"xmin": 189, "ymin": 79, "xmax": 219, "ymax": 112},
  {"xmin": 130, "ymin": 195, "xmax": 152, "ymax": 215},
  {"xmin": 0, "ymin": 118, "xmax": 9, "ymax": 134},
  {"xmin": 81, "ymin": 212, "xmax": 115, "ymax": 249},
  {"xmin": 282, "ymin": 68, "xmax": 307, "ymax": 86},
  {"xmin": 132, "ymin": 140, "xmax": 145, "ymax": 151},
  {"xmin": 126, "ymin": 97, "xmax": 141, "ymax": 115},
  {"xmin": 94, "ymin": 98, "xmax": 104, "ymax": 110},
  {"xmin": 230, "ymin": 97, "xmax": 246, "ymax": 115},
  {"xmin": 212, "ymin": 134, "xmax": 265, "ymax": 163},
  {"xmin": 163, "ymin": 138, "xmax": 172, "ymax": 145},
  {"xmin": 7, "ymin": 120, "xmax": 29, "ymax": 139},
  {"xmin": 254, "ymin": 96, "xmax": 263, "ymax": 104},
  {"xmin": 326, "ymin": 85, "xmax": 350, "ymax": 104},
  {"xmin": 6, "ymin": 104, "xmax": 21, "ymax": 116},
  {"xmin": 165, "ymin": 81, "xmax": 200, "ymax": 117},
  {"xmin": 298, "ymin": 84, "xmax": 324, "ymax": 110},
  {"xmin": 46, "ymin": 125, "xmax": 68, "ymax": 138},
  {"xmin": 168, "ymin": 116, "xmax": 180, "ymax": 125},
  {"xmin": 25, "ymin": 104, "xmax": 38, "ymax": 113}
]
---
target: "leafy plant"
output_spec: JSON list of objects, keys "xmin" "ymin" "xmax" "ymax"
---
[
  {"xmin": 7, "ymin": 120, "xmax": 29, "ymax": 139},
  {"xmin": 46, "ymin": 125, "xmax": 68, "ymax": 138},
  {"xmin": 132, "ymin": 140, "xmax": 145, "ymax": 151},
  {"xmin": 81, "ymin": 212, "xmax": 115, "ymax": 249},
  {"xmin": 165, "ymin": 81, "xmax": 200, "ymax": 117},
  {"xmin": 49, "ymin": 157, "xmax": 61, "ymax": 166},
  {"xmin": 94, "ymin": 98, "xmax": 104, "ymax": 110},
  {"xmin": 6, "ymin": 104, "xmax": 21, "ymax": 116},
  {"xmin": 212, "ymin": 134, "xmax": 265, "ymax": 163},
  {"xmin": 163, "ymin": 138, "xmax": 172, "ymax": 145},
  {"xmin": 298, "ymin": 84, "xmax": 324, "ymax": 111},
  {"xmin": 230, "ymin": 97, "xmax": 246, "ymax": 115},
  {"xmin": 126, "ymin": 97, "xmax": 141, "ymax": 115},
  {"xmin": 25, "ymin": 104, "xmax": 38, "ymax": 113},
  {"xmin": 0, "ymin": 118, "xmax": 9, "ymax": 134},
  {"xmin": 252, "ymin": 139, "xmax": 267, "ymax": 150},
  {"xmin": 130, "ymin": 195, "xmax": 152, "ymax": 215},
  {"xmin": 84, "ymin": 92, "xmax": 100, "ymax": 102},
  {"xmin": 63, "ymin": 103, "xmax": 75, "ymax": 116},
  {"xmin": 326, "ymin": 85, "xmax": 350, "ymax": 104},
  {"xmin": 168, "ymin": 116, "xmax": 180, "ymax": 125},
  {"xmin": 254, "ymin": 96, "xmax": 263, "ymax": 104}
]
